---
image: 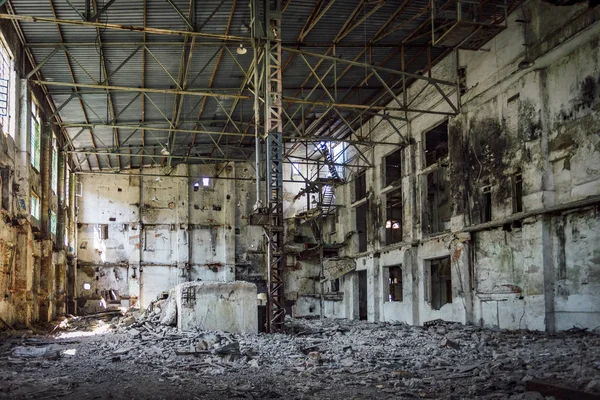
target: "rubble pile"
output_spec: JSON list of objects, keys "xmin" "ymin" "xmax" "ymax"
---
[{"xmin": 0, "ymin": 315, "xmax": 599, "ymax": 399}]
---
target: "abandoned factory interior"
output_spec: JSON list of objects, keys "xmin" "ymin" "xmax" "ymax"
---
[{"xmin": 0, "ymin": 0, "xmax": 600, "ymax": 398}]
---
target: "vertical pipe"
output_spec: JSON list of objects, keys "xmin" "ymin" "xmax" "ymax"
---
[
  {"xmin": 252, "ymin": 0, "xmax": 262, "ymax": 211},
  {"xmin": 138, "ymin": 168, "xmax": 144, "ymax": 305}
]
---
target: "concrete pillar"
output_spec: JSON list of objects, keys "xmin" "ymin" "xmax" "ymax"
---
[
  {"xmin": 542, "ymin": 215, "xmax": 556, "ymax": 332},
  {"xmin": 369, "ymin": 254, "xmax": 381, "ymax": 322},
  {"xmin": 344, "ymin": 272, "xmax": 359, "ymax": 320},
  {"xmin": 38, "ymin": 104, "xmax": 52, "ymax": 322},
  {"xmin": 407, "ymin": 247, "xmax": 420, "ymax": 325},
  {"xmin": 222, "ymin": 164, "xmax": 236, "ymax": 281}
]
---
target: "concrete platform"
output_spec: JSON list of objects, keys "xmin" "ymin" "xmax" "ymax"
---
[{"xmin": 175, "ymin": 281, "xmax": 258, "ymax": 334}]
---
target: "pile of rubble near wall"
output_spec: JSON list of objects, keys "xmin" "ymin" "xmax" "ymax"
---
[
  {"xmin": 99, "ymin": 316, "xmax": 600, "ymax": 398},
  {"xmin": 1, "ymin": 310, "xmax": 599, "ymax": 399}
]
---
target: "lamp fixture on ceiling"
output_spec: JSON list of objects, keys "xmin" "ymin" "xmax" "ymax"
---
[
  {"xmin": 236, "ymin": 43, "xmax": 248, "ymax": 55},
  {"xmin": 160, "ymin": 146, "xmax": 170, "ymax": 156}
]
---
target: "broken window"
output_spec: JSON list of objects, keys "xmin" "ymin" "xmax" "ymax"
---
[
  {"xmin": 424, "ymin": 121, "xmax": 448, "ymax": 168},
  {"xmin": 30, "ymin": 97, "xmax": 41, "ymax": 170},
  {"xmin": 481, "ymin": 185, "xmax": 492, "ymax": 223},
  {"xmin": 50, "ymin": 210, "xmax": 57, "ymax": 235},
  {"xmin": 356, "ymin": 203, "xmax": 367, "ymax": 253},
  {"xmin": 383, "ymin": 149, "xmax": 402, "ymax": 187},
  {"xmin": 424, "ymin": 167, "xmax": 451, "ymax": 234},
  {"xmin": 427, "ymin": 257, "xmax": 452, "ymax": 310},
  {"xmin": 423, "ymin": 121, "xmax": 451, "ymax": 235},
  {"xmin": 353, "ymin": 170, "xmax": 366, "ymax": 202},
  {"xmin": 512, "ymin": 172, "xmax": 523, "ymax": 213},
  {"xmin": 385, "ymin": 189, "xmax": 403, "ymax": 245},
  {"xmin": 388, "ymin": 265, "xmax": 403, "ymax": 302},
  {"xmin": 51, "ymin": 134, "xmax": 58, "ymax": 194},
  {"xmin": 30, "ymin": 191, "xmax": 40, "ymax": 220},
  {"xmin": 0, "ymin": 36, "xmax": 12, "ymax": 137},
  {"xmin": 0, "ymin": 167, "xmax": 9, "ymax": 210}
]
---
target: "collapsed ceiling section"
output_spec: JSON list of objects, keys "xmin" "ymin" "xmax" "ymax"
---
[{"xmin": 1, "ymin": 0, "xmax": 522, "ymax": 171}]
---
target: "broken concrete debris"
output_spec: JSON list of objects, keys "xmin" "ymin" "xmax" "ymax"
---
[{"xmin": 2, "ymin": 315, "xmax": 599, "ymax": 399}]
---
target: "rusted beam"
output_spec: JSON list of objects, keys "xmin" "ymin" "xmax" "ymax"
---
[{"xmin": 0, "ymin": 13, "xmax": 249, "ymax": 42}]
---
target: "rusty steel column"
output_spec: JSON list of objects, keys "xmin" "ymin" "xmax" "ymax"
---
[{"xmin": 252, "ymin": 0, "xmax": 285, "ymax": 332}]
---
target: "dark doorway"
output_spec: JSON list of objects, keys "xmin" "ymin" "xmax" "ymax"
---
[
  {"xmin": 429, "ymin": 257, "xmax": 452, "ymax": 310},
  {"xmin": 358, "ymin": 270, "xmax": 368, "ymax": 320}
]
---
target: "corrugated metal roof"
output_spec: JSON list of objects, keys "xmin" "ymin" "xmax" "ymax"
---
[{"xmin": 9, "ymin": 0, "xmax": 519, "ymax": 171}]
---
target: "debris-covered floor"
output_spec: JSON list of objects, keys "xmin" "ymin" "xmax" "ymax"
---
[{"xmin": 1, "ymin": 312, "xmax": 599, "ymax": 400}]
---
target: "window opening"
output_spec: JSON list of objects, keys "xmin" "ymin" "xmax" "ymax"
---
[
  {"xmin": 354, "ymin": 170, "xmax": 366, "ymax": 202},
  {"xmin": 424, "ymin": 121, "xmax": 448, "ymax": 167},
  {"xmin": 65, "ymin": 168, "xmax": 70, "ymax": 207},
  {"xmin": 50, "ymin": 210, "xmax": 57, "ymax": 235},
  {"xmin": 385, "ymin": 189, "xmax": 403, "ymax": 245},
  {"xmin": 99, "ymin": 224, "xmax": 109, "ymax": 240},
  {"xmin": 384, "ymin": 149, "xmax": 402, "ymax": 187},
  {"xmin": 51, "ymin": 135, "xmax": 58, "ymax": 194},
  {"xmin": 428, "ymin": 257, "xmax": 452, "ymax": 310},
  {"xmin": 481, "ymin": 185, "xmax": 492, "ymax": 223},
  {"xmin": 30, "ymin": 191, "xmax": 40, "ymax": 220},
  {"xmin": 0, "ymin": 37, "xmax": 12, "ymax": 137},
  {"xmin": 331, "ymin": 278, "xmax": 340, "ymax": 292},
  {"xmin": 388, "ymin": 265, "xmax": 403, "ymax": 302},
  {"xmin": 424, "ymin": 167, "xmax": 451, "ymax": 234},
  {"xmin": 30, "ymin": 97, "xmax": 41, "ymax": 170}
]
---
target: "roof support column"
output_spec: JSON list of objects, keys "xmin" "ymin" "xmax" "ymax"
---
[{"xmin": 252, "ymin": 0, "xmax": 285, "ymax": 333}]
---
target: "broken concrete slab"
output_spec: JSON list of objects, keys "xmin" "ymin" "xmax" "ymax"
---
[{"xmin": 175, "ymin": 281, "xmax": 258, "ymax": 334}]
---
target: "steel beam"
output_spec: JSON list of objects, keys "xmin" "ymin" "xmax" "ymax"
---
[
  {"xmin": 30, "ymin": 80, "xmax": 252, "ymax": 100},
  {"xmin": 0, "ymin": 13, "xmax": 249, "ymax": 42}
]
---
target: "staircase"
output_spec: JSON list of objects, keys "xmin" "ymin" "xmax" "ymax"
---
[
  {"xmin": 317, "ymin": 142, "xmax": 341, "ymax": 181},
  {"xmin": 321, "ymin": 184, "xmax": 336, "ymax": 216}
]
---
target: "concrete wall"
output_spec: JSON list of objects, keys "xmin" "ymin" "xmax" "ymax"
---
[
  {"xmin": 0, "ymin": 18, "xmax": 75, "ymax": 328},
  {"xmin": 301, "ymin": 1, "xmax": 600, "ymax": 331},
  {"xmin": 76, "ymin": 163, "xmax": 267, "ymax": 309}
]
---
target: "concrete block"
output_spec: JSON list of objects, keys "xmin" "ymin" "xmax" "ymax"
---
[{"xmin": 175, "ymin": 281, "xmax": 258, "ymax": 334}]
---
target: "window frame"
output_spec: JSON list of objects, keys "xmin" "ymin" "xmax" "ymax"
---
[
  {"xmin": 353, "ymin": 170, "xmax": 367, "ymax": 202},
  {"xmin": 30, "ymin": 191, "xmax": 41, "ymax": 220},
  {"xmin": 382, "ymin": 148, "xmax": 402, "ymax": 188},
  {"xmin": 50, "ymin": 210, "xmax": 57, "ymax": 236},
  {"xmin": 0, "ymin": 34, "xmax": 14, "ymax": 138},
  {"xmin": 388, "ymin": 265, "xmax": 403, "ymax": 302},
  {"xmin": 385, "ymin": 188, "xmax": 403, "ymax": 245},
  {"xmin": 30, "ymin": 95, "xmax": 41, "ymax": 171},
  {"xmin": 51, "ymin": 134, "xmax": 58, "ymax": 194}
]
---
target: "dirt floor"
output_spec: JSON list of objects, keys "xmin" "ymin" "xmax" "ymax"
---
[{"xmin": 1, "ymin": 314, "xmax": 599, "ymax": 400}]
